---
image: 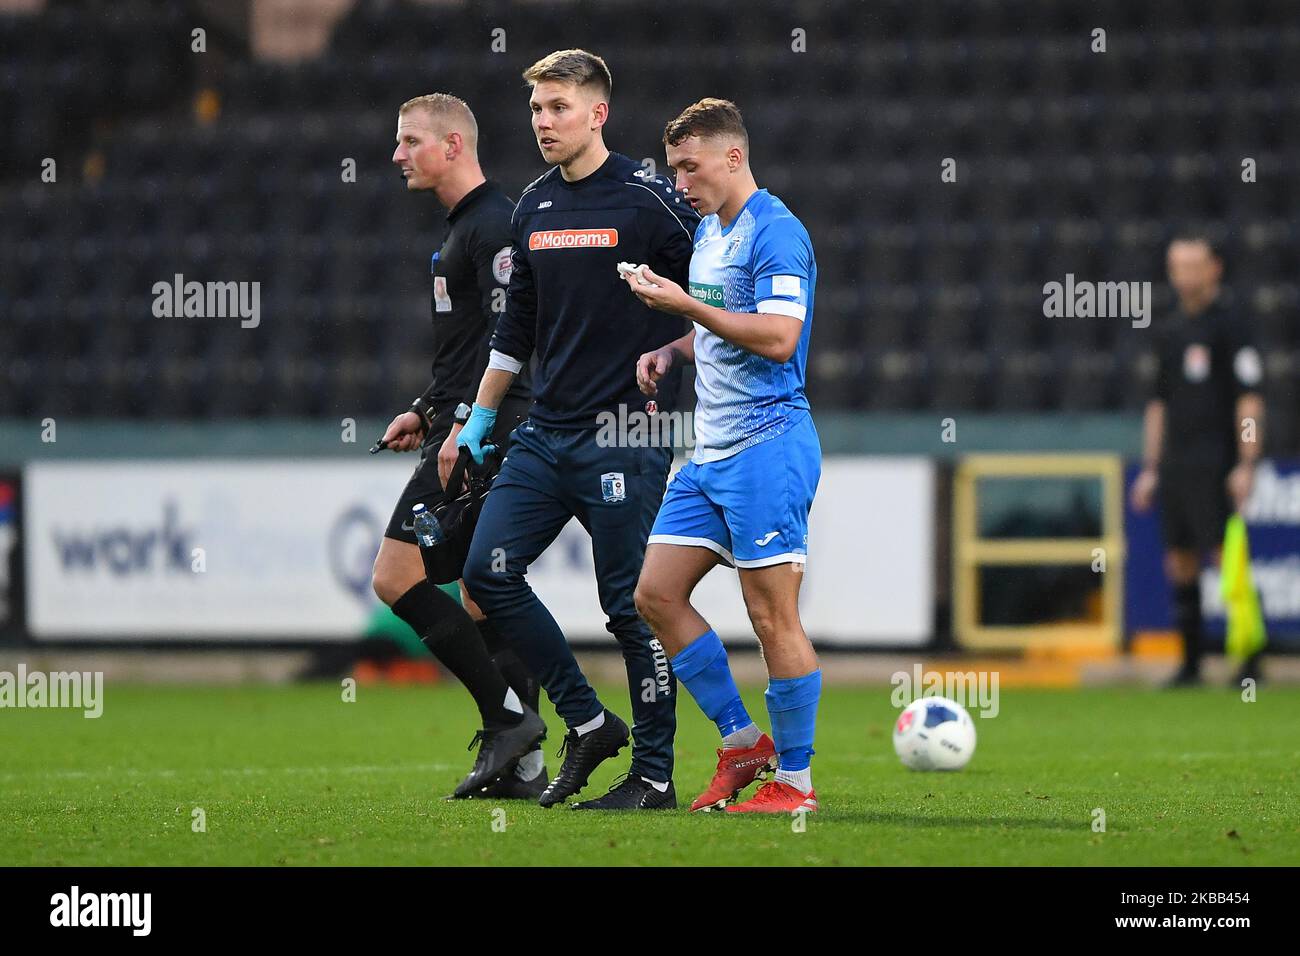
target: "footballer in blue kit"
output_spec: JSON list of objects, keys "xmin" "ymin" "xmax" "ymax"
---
[{"xmin": 625, "ymin": 98, "xmax": 823, "ymax": 814}]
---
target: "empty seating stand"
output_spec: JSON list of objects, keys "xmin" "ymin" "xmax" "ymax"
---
[{"xmin": 0, "ymin": 0, "xmax": 1296, "ymax": 452}]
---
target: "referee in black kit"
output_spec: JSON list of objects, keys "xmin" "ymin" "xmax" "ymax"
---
[
  {"xmin": 1131, "ymin": 232, "xmax": 1266, "ymax": 687},
  {"xmin": 372, "ymin": 94, "xmax": 546, "ymax": 798}
]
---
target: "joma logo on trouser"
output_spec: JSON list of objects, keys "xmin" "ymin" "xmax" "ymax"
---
[{"xmin": 642, "ymin": 638, "xmax": 672, "ymax": 701}]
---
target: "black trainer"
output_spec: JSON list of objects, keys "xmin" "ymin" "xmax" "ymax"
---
[
  {"xmin": 572, "ymin": 773, "xmax": 677, "ymax": 811},
  {"xmin": 538, "ymin": 710, "xmax": 629, "ymax": 808},
  {"xmin": 475, "ymin": 759, "xmax": 550, "ymax": 800},
  {"xmin": 449, "ymin": 708, "xmax": 547, "ymax": 799}
]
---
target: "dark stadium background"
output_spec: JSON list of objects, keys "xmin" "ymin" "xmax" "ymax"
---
[
  {"xmin": 1, "ymin": 0, "xmax": 1297, "ymax": 663},
  {"xmin": 3, "ymin": 0, "xmax": 1296, "ymax": 429}
]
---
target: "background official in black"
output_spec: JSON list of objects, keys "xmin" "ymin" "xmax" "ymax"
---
[{"xmin": 1131, "ymin": 233, "xmax": 1266, "ymax": 686}]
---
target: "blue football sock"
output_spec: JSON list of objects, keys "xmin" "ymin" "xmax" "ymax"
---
[
  {"xmin": 766, "ymin": 669, "xmax": 821, "ymax": 772},
  {"xmin": 670, "ymin": 629, "xmax": 752, "ymax": 738}
]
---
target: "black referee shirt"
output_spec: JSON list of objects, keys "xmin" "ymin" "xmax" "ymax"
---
[
  {"xmin": 419, "ymin": 180, "xmax": 531, "ymax": 413},
  {"xmin": 1152, "ymin": 292, "xmax": 1263, "ymax": 470}
]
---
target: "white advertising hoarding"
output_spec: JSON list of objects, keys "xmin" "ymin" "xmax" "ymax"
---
[
  {"xmin": 24, "ymin": 457, "xmax": 933, "ymax": 644},
  {"xmin": 24, "ymin": 460, "xmax": 411, "ymax": 638}
]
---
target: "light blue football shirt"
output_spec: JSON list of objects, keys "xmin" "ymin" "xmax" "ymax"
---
[{"xmin": 686, "ymin": 188, "xmax": 816, "ymax": 463}]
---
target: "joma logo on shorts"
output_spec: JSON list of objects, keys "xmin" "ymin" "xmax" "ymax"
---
[{"xmin": 529, "ymin": 229, "xmax": 618, "ymax": 250}]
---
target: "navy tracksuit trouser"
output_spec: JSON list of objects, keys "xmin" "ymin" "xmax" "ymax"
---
[{"xmin": 463, "ymin": 420, "xmax": 677, "ymax": 782}]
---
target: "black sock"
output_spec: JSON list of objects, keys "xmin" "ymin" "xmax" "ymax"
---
[
  {"xmin": 1172, "ymin": 582, "xmax": 1203, "ymax": 672},
  {"xmin": 475, "ymin": 617, "xmax": 508, "ymax": 654},
  {"xmin": 390, "ymin": 580, "xmax": 521, "ymax": 729},
  {"xmin": 477, "ymin": 619, "xmax": 541, "ymax": 716}
]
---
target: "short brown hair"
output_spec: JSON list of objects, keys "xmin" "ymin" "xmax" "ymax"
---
[
  {"xmin": 399, "ymin": 93, "xmax": 478, "ymax": 148},
  {"xmin": 663, "ymin": 98, "xmax": 748, "ymax": 149},
  {"xmin": 522, "ymin": 48, "xmax": 612, "ymax": 101}
]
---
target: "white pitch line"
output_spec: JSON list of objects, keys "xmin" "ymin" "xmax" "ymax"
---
[{"xmin": 0, "ymin": 763, "xmax": 454, "ymax": 783}]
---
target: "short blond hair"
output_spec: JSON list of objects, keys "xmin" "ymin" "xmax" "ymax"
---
[
  {"xmin": 522, "ymin": 49, "xmax": 612, "ymax": 101},
  {"xmin": 399, "ymin": 93, "xmax": 478, "ymax": 150}
]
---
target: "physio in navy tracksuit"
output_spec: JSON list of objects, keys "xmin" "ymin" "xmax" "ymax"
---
[{"xmin": 458, "ymin": 49, "xmax": 700, "ymax": 810}]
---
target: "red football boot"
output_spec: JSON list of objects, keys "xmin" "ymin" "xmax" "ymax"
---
[
  {"xmin": 689, "ymin": 733, "xmax": 778, "ymax": 812},
  {"xmin": 725, "ymin": 779, "xmax": 818, "ymax": 814}
]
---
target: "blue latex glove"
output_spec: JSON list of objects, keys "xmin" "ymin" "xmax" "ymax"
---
[{"xmin": 455, "ymin": 403, "xmax": 497, "ymax": 464}]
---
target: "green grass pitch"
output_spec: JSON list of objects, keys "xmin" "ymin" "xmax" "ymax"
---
[{"xmin": 2, "ymin": 681, "xmax": 1297, "ymax": 866}]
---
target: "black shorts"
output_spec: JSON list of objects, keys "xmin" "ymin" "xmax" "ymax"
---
[
  {"xmin": 383, "ymin": 395, "xmax": 531, "ymax": 545},
  {"xmin": 1158, "ymin": 464, "xmax": 1232, "ymax": 553}
]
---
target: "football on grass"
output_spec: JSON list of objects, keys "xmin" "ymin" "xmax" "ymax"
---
[{"xmin": 893, "ymin": 695, "xmax": 977, "ymax": 771}]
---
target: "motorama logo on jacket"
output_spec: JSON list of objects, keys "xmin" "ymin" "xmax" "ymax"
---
[{"xmin": 529, "ymin": 229, "xmax": 618, "ymax": 250}]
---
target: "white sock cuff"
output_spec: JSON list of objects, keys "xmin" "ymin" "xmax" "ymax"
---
[
  {"xmin": 574, "ymin": 710, "xmax": 606, "ymax": 736},
  {"xmin": 775, "ymin": 768, "xmax": 812, "ymax": 794}
]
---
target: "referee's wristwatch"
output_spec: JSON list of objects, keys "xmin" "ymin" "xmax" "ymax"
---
[{"xmin": 452, "ymin": 402, "xmax": 473, "ymax": 426}]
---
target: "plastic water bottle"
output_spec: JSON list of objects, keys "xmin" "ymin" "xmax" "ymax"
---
[{"xmin": 411, "ymin": 503, "xmax": 444, "ymax": 549}]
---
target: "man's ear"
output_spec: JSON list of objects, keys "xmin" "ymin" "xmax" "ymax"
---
[
  {"xmin": 445, "ymin": 131, "xmax": 463, "ymax": 161},
  {"xmin": 590, "ymin": 100, "xmax": 609, "ymax": 131}
]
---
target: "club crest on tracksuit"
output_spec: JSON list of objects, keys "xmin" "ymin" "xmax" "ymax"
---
[{"xmin": 601, "ymin": 472, "xmax": 626, "ymax": 503}]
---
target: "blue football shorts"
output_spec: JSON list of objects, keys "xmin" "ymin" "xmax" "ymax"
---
[{"xmin": 648, "ymin": 411, "xmax": 821, "ymax": 568}]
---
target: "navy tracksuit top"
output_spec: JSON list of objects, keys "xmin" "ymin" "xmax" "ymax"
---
[{"xmin": 489, "ymin": 151, "xmax": 701, "ymax": 429}]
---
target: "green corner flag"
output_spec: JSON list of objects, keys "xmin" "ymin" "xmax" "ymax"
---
[{"xmin": 1220, "ymin": 514, "xmax": 1267, "ymax": 661}]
